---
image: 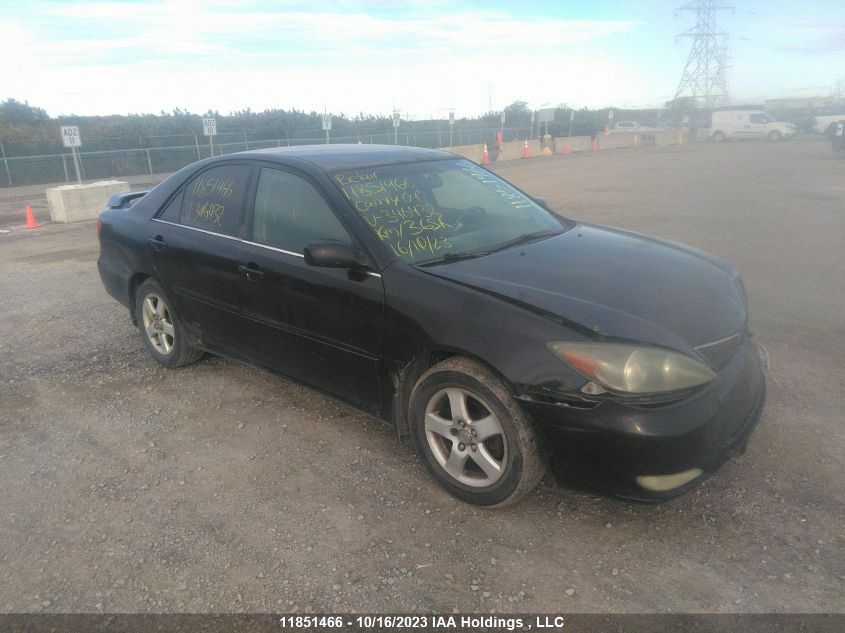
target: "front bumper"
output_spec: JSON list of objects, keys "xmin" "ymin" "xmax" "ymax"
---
[{"xmin": 522, "ymin": 337, "xmax": 766, "ymax": 501}]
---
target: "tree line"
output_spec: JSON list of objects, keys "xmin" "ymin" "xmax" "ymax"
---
[{"xmin": 0, "ymin": 98, "xmax": 685, "ymax": 155}]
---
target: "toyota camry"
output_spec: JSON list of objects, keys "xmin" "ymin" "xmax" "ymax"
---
[{"xmin": 97, "ymin": 145, "xmax": 766, "ymax": 506}]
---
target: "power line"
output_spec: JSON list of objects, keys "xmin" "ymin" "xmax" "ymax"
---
[{"xmin": 674, "ymin": 0, "xmax": 734, "ymax": 107}]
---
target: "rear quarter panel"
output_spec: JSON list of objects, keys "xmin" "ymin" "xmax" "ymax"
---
[{"xmin": 97, "ymin": 207, "xmax": 156, "ymax": 312}]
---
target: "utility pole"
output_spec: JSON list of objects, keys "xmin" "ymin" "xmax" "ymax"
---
[{"xmin": 673, "ymin": 0, "xmax": 732, "ymax": 108}]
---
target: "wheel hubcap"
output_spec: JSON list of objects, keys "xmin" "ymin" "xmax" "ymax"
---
[
  {"xmin": 424, "ymin": 387, "xmax": 508, "ymax": 488},
  {"xmin": 142, "ymin": 293, "xmax": 175, "ymax": 355}
]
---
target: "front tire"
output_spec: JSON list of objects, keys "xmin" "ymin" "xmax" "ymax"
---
[
  {"xmin": 768, "ymin": 130, "xmax": 782, "ymax": 141},
  {"xmin": 409, "ymin": 357, "xmax": 546, "ymax": 507},
  {"xmin": 712, "ymin": 131, "xmax": 726, "ymax": 142},
  {"xmin": 135, "ymin": 279, "xmax": 203, "ymax": 368}
]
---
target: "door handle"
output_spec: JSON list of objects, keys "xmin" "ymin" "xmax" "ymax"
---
[
  {"xmin": 147, "ymin": 235, "xmax": 167, "ymax": 251},
  {"xmin": 239, "ymin": 263, "xmax": 264, "ymax": 281}
]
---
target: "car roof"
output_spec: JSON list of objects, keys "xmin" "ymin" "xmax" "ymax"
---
[{"xmin": 233, "ymin": 144, "xmax": 456, "ymax": 172}]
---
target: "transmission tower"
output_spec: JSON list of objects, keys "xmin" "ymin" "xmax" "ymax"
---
[{"xmin": 674, "ymin": 0, "xmax": 733, "ymax": 107}]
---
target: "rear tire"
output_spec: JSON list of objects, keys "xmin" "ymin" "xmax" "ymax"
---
[
  {"xmin": 135, "ymin": 279, "xmax": 203, "ymax": 368},
  {"xmin": 712, "ymin": 131, "xmax": 726, "ymax": 142},
  {"xmin": 409, "ymin": 357, "xmax": 546, "ymax": 507}
]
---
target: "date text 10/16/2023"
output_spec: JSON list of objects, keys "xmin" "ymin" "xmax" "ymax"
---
[{"xmin": 278, "ymin": 614, "xmax": 570, "ymax": 630}]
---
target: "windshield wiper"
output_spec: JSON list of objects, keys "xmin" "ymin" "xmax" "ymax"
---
[
  {"xmin": 484, "ymin": 229, "xmax": 562, "ymax": 254},
  {"xmin": 417, "ymin": 230, "xmax": 562, "ymax": 267},
  {"xmin": 416, "ymin": 251, "xmax": 491, "ymax": 267}
]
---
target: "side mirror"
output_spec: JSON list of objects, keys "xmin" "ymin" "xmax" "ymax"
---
[
  {"xmin": 532, "ymin": 196, "xmax": 550, "ymax": 211},
  {"xmin": 304, "ymin": 240, "xmax": 368, "ymax": 270}
]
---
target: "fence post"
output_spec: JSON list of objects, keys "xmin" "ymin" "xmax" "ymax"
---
[
  {"xmin": 145, "ymin": 148, "xmax": 153, "ymax": 175},
  {"xmin": 0, "ymin": 141, "xmax": 11, "ymax": 187},
  {"xmin": 194, "ymin": 133, "xmax": 201, "ymax": 160},
  {"xmin": 62, "ymin": 154, "xmax": 69, "ymax": 183}
]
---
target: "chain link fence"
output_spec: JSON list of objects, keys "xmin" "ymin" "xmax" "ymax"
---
[{"xmin": 0, "ymin": 125, "xmax": 531, "ymax": 188}]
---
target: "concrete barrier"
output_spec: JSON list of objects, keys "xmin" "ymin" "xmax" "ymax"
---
[
  {"xmin": 601, "ymin": 132, "xmax": 637, "ymax": 149},
  {"xmin": 553, "ymin": 136, "xmax": 593, "ymax": 153},
  {"xmin": 439, "ymin": 130, "xmax": 687, "ymax": 165},
  {"xmin": 46, "ymin": 180, "xmax": 130, "ymax": 223},
  {"xmin": 497, "ymin": 139, "xmax": 543, "ymax": 161},
  {"xmin": 655, "ymin": 128, "xmax": 687, "ymax": 146},
  {"xmin": 444, "ymin": 143, "xmax": 484, "ymax": 163}
]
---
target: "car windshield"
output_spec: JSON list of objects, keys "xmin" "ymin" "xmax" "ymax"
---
[{"xmin": 331, "ymin": 158, "xmax": 565, "ymax": 264}]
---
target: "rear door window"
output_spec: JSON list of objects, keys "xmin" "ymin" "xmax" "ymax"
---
[{"xmin": 180, "ymin": 164, "xmax": 252, "ymax": 236}]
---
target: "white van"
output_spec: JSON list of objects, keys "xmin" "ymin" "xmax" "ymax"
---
[{"xmin": 708, "ymin": 110, "xmax": 796, "ymax": 141}]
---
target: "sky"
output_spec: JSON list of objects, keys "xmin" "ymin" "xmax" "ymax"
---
[{"xmin": 1, "ymin": 0, "xmax": 843, "ymax": 119}]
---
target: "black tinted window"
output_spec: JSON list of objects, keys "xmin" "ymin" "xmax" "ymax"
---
[
  {"xmin": 749, "ymin": 114, "xmax": 767, "ymax": 124},
  {"xmin": 181, "ymin": 164, "xmax": 251, "ymax": 236},
  {"xmin": 252, "ymin": 168, "xmax": 349, "ymax": 252}
]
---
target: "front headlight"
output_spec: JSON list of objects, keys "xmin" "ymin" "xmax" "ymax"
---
[{"xmin": 549, "ymin": 342, "xmax": 716, "ymax": 395}]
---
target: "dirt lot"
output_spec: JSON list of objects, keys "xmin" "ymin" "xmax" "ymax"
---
[{"xmin": 0, "ymin": 138, "xmax": 842, "ymax": 614}]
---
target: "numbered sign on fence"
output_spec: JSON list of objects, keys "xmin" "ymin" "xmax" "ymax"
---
[
  {"xmin": 202, "ymin": 118, "xmax": 217, "ymax": 136},
  {"xmin": 61, "ymin": 126, "xmax": 81, "ymax": 148}
]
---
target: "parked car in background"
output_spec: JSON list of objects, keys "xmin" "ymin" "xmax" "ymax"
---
[
  {"xmin": 813, "ymin": 114, "xmax": 845, "ymax": 135},
  {"xmin": 612, "ymin": 121, "xmax": 657, "ymax": 133},
  {"xmin": 708, "ymin": 110, "xmax": 796, "ymax": 142},
  {"xmin": 97, "ymin": 145, "xmax": 765, "ymax": 507}
]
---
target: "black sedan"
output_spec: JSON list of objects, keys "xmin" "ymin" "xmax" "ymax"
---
[{"xmin": 97, "ymin": 145, "xmax": 765, "ymax": 506}]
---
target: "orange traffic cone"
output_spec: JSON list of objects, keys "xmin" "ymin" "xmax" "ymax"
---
[
  {"xmin": 591, "ymin": 137, "xmax": 599, "ymax": 152},
  {"xmin": 24, "ymin": 204, "xmax": 39, "ymax": 229},
  {"xmin": 633, "ymin": 134, "xmax": 640, "ymax": 148},
  {"xmin": 522, "ymin": 140, "xmax": 529, "ymax": 159},
  {"xmin": 563, "ymin": 141, "xmax": 571, "ymax": 155},
  {"xmin": 482, "ymin": 143, "xmax": 490, "ymax": 166}
]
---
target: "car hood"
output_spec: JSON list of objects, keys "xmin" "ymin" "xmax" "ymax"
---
[{"xmin": 421, "ymin": 223, "xmax": 746, "ymax": 352}]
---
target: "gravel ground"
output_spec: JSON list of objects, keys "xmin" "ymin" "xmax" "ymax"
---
[{"xmin": 0, "ymin": 138, "xmax": 843, "ymax": 614}]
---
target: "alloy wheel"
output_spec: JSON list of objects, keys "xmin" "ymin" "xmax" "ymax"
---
[
  {"xmin": 142, "ymin": 293, "xmax": 175, "ymax": 355},
  {"xmin": 424, "ymin": 387, "xmax": 508, "ymax": 487}
]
